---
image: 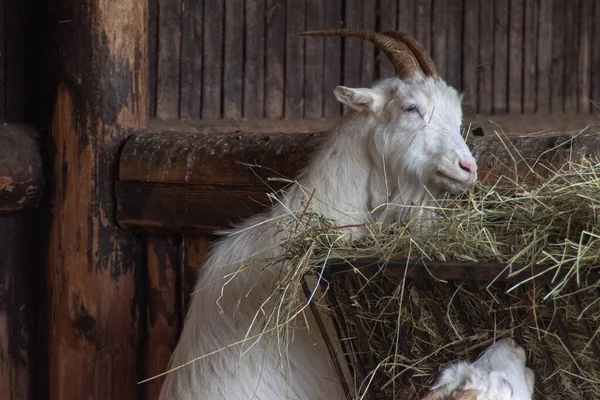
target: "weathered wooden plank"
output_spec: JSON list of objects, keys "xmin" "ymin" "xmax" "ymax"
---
[
  {"xmin": 342, "ymin": 0, "xmax": 362, "ymax": 95},
  {"xmin": 508, "ymin": 0, "xmax": 524, "ymax": 113},
  {"xmin": 478, "ymin": 0, "xmax": 493, "ymax": 114},
  {"xmin": 493, "ymin": 0, "xmax": 509, "ymax": 114},
  {"xmin": 593, "ymin": 0, "xmax": 600, "ymax": 109},
  {"xmin": 304, "ymin": 0, "xmax": 325, "ymax": 119},
  {"xmin": 577, "ymin": 0, "xmax": 592, "ymax": 113},
  {"xmin": 322, "ymin": 0, "xmax": 342, "ymax": 118},
  {"xmin": 0, "ymin": 215, "xmax": 35, "ymax": 400},
  {"xmin": 117, "ymin": 182, "xmax": 275, "ymax": 234},
  {"xmin": 563, "ymin": 0, "xmax": 579, "ymax": 113},
  {"xmin": 431, "ymin": 0, "xmax": 447, "ymax": 80},
  {"xmin": 360, "ymin": 0, "xmax": 376, "ymax": 87},
  {"xmin": 446, "ymin": 0, "xmax": 463, "ymax": 89},
  {"xmin": 265, "ymin": 0, "xmax": 285, "ymax": 118},
  {"xmin": 244, "ymin": 0, "xmax": 266, "ymax": 118},
  {"xmin": 143, "ymin": 236, "xmax": 181, "ymax": 400},
  {"xmin": 284, "ymin": 0, "xmax": 305, "ymax": 118},
  {"xmin": 202, "ymin": 0, "xmax": 224, "ymax": 119},
  {"xmin": 182, "ymin": 235, "xmax": 214, "ymax": 312},
  {"xmin": 156, "ymin": 0, "xmax": 181, "ymax": 119},
  {"xmin": 550, "ymin": 0, "xmax": 566, "ymax": 113},
  {"xmin": 397, "ymin": 0, "xmax": 415, "ymax": 36},
  {"xmin": 148, "ymin": 0, "xmax": 158, "ymax": 116},
  {"xmin": 117, "ymin": 128, "xmax": 600, "ymax": 234},
  {"xmin": 378, "ymin": 0, "xmax": 397, "ymax": 79},
  {"xmin": 536, "ymin": 0, "xmax": 552, "ymax": 113},
  {"xmin": 179, "ymin": 0, "xmax": 203, "ymax": 119},
  {"xmin": 48, "ymin": 0, "xmax": 147, "ymax": 397},
  {"xmin": 522, "ymin": 0, "xmax": 538, "ymax": 113},
  {"xmin": 415, "ymin": 0, "xmax": 432, "ymax": 53},
  {"xmin": 0, "ymin": 124, "xmax": 43, "ymax": 213},
  {"xmin": 222, "ymin": 0, "xmax": 244, "ymax": 119},
  {"xmin": 462, "ymin": 0, "xmax": 479, "ymax": 114},
  {"xmin": 0, "ymin": 0, "xmax": 5, "ymax": 119}
]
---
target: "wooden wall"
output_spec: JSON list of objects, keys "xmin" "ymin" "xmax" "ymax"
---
[{"xmin": 149, "ymin": 0, "xmax": 600, "ymax": 120}]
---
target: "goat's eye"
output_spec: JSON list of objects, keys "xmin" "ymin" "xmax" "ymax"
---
[{"xmin": 404, "ymin": 105, "xmax": 417, "ymax": 113}]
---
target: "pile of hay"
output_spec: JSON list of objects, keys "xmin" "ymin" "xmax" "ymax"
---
[{"xmin": 259, "ymin": 156, "xmax": 600, "ymax": 400}]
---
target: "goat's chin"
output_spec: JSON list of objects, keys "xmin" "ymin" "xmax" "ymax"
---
[{"xmin": 431, "ymin": 177, "xmax": 472, "ymax": 196}]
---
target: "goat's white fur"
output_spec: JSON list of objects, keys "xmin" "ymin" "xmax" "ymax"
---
[
  {"xmin": 158, "ymin": 75, "xmax": 478, "ymax": 400},
  {"xmin": 422, "ymin": 338, "xmax": 535, "ymax": 400}
]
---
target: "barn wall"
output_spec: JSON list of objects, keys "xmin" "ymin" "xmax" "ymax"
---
[{"xmin": 148, "ymin": 0, "xmax": 600, "ymax": 120}]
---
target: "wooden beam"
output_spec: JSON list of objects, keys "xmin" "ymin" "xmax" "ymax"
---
[
  {"xmin": 47, "ymin": 0, "xmax": 147, "ymax": 399},
  {"xmin": 0, "ymin": 124, "xmax": 43, "ymax": 213},
  {"xmin": 116, "ymin": 117, "xmax": 600, "ymax": 234}
]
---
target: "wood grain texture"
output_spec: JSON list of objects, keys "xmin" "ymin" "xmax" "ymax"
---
[
  {"xmin": 202, "ymin": 0, "xmax": 224, "ymax": 119},
  {"xmin": 550, "ymin": 0, "xmax": 566, "ymax": 113},
  {"xmin": 179, "ymin": 0, "xmax": 203, "ymax": 119},
  {"xmin": 156, "ymin": 0, "xmax": 181, "ymax": 119},
  {"xmin": 322, "ymin": 0, "xmax": 342, "ymax": 118},
  {"xmin": 47, "ymin": 0, "xmax": 147, "ymax": 397},
  {"xmin": 431, "ymin": 0, "xmax": 447, "ymax": 80},
  {"xmin": 397, "ymin": 0, "xmax": 415, "ymax": 36},
  {"xmin": 445, "ymin": 0, "xmax": 463, "ymax": 90},
  {"xmin": 577, "ymin": 0, "xmax": 592, "ymax": 112},
  {"xmin": 478, "ymin": 0, "xmax": 493, "ymax": 114},
  {"xmin": 265, "ymin": 0, "xmax": 286, "ymax": 118},
  {"xmin": 378, "ymin": 0, "xmax": 397, "ymax": 79},
  {"xmin": 360, "ymin": 0, "xmax": 376, "ymax": 87},
  {"xmin": 593, "ymin": 0, "xmax": 600, "ymax": 109},
  {"xmin": 0, "ymin": 215, "xmax": 36, "ymax": 400},
  {"xmin": 0, "ymin": 0, "xmax": 5, "ymax": 119},
  {"xmin": 304, "ymin": 0, "xmax": 325, "ymax": 119},
  {"xmin": 536, "ymin": 0, "xmax": 552, "ymax": 113},
  {"xmin": 493, "ymin": 0, "xmax": 509, "ymax": 114},
  {"xmin": 148, "ymin": 0, "xmax": 158, "ymax": 116},
  {"xmin": 508, "ymin": 0, "xmax": 524, "ymax": 113},
  {"xmin": 143, "ymin": 236, "xmax": 181, "ymax": 400},
  {"xmin": 522, "ymin": 0, "xmax": 538, "ymax": 113},
  {"xmin": 223, "ymin": 0, "xmax": 244, "ymax": 119},
  {"xmin": 563, "ymin": 0, "xmax": 579, "ymax": 113},
  {"xmin": 415, "ymin": 0, "xmax": 432, "ymax": 53},
  {"xmin": 0, "ymin": 124, "xmax": 43, "ymax": 213},
  {"xmin": 244, "ymin": 0, "xmax": 266, "ymax": 118},
  {"xmin": 462, "ymin": 0, "xmax": 479, "ymax": 114},
  {"xmin": 342, "ymin": 0, "xmax": 362, "ymax": 115},
  {"xmin": 284, "ymin": 0, "xmax": 305, "ymax": 118}
]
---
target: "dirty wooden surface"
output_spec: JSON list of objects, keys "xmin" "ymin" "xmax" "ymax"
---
[
  {"xmin": 117, "ymin": 116, "xmax": 600, "ymax": 234},
  {"xmin": 47, "ymin": 0, "xmax": 148, "ymax": 398},
  {"xmin": 0, "ymin": 124, "xmax": 43, "ymax": 213}
]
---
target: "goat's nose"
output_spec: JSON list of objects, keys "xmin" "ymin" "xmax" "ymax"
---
[{"xmin": 459, "ymin": 160, "xmax": 477, "ymax": 174}]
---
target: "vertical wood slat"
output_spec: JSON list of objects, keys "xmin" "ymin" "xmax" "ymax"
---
[
  {"xmin": 522, "ymin": 0, "xmax": 538, "ymax": 113},
  {"xmin": 550, "ymin": 0, "xmax": 566, "ymax": 113},
  {"xmin": 182, "ymin": 235, "xmax": 214, "ymax": 313},
  {"xmin": 360, "ymin": 0, "xmax": 376, "ymax": 87},
  {"xmin": 446, "ymin": 0, "xmax": 463, "ymax": 90},
  {"xmin": 342, "ymin": 0, "xmax": 362, "ymax": 115},
  {"xmin": 4, "ymin": 0, "xmax": 24, "ymax": 121},
  {"xmin": 0, "ymin": 0, "xmax": 5, "ymax": 119},
  {"xmin": 593, "ymin": 0, "xmax": 600, "ymax": 109},
  {"xmin": 431, "ymin": 0, "xmax": 447, "ymax": 80},
  {"xmin": 577, "ymin": 0, "xmax": 592, "ymax": 113},
  {"xmin": 179, "ymin": 0, "xmax": 203, "ymax": 119},
  {"xmin": 304, "ymin": 0, "xmax": 325, "ymax": 119},
  {"xmin": 508, "ymin": 0, "xmax": 524, "ymax": 114},
  {"xmin": 223, "ymin": 0, "xmax": 244, "ymax": 119},
  {"xmin": 202, "ymin": 0, "xmax": 224, "ymax": 119},
  {"xmin": 493, "ymin": 0, "xmax": 509, "ymax": 114},
  {"xmin": 322, "ymin": 0, "xmax": 342, "ymax": 118},
  {"xmin": 144, "ymin": 236, "xmax": 181, "ymax": 400},
  {"xmin": 244, "ymin": 0, "xmax": 266, "ymax": 118},
  {"xmin": 156, "ymin": 0, "xmax": 182, "ymax": 119},
  {"xmin": 397, "ymin": 0, "xmax": 415, "ymax": 36},
  {"xmin": 415, "ymin": 0, "xmax": 432, "ymax": 53},
  {"xmin": 462, "ymin": 0, "xmax": 479, "ymax": 114},
  {"xmin": 48, "ymin": 0, "xmax": 148, "ymax": 397},
  {"xmin": 378, "ymin": 0, "xmax": 397, "ymax": 80},
  {"xmin": 0, "ymin": 216, "xmax": 35, "ymax": 400},
  {"xmin": 478, "ymin": 0, "xmax": 493, "ymax": 114},
  {"xmin": 284, "ymin": 0, "xmax": 305, "ymax": 118},
  {"xmin": 536, "ymin": 0, "xmax": 552, "ymax": 113},
  {"xmin": 265, "ymin": 0, "xmax": 285, "ymax": 118},
  {"xmin": 148, "ymin": 0, "xmax": 158, "ymax": 117},
  {"xmin": 563, "ymin": 0, "xmax": 579, "ymax": 113}
]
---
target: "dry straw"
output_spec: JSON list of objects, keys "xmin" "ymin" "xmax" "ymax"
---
[{"xmin": 252, "ymin": 146, "xmax": 600, "ymax": 399}]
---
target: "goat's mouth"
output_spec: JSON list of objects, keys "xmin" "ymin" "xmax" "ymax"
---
[{"xmin": 434, "ymin": 170, "xmax": 475, "ymax": 193}]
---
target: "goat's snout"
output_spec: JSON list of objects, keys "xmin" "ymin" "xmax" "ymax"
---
[{"xmin": 458, "ymin": 159, "xmax": 477, "ymax": 183}]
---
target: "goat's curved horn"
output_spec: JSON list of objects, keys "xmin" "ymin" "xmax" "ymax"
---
[
  {"xmin": 382, "ymin": 31, "xmax": 439, "ymax": 81},
  {"xmin": 299, "ymin": 28, "xmax": 421, "ymax": 80}
]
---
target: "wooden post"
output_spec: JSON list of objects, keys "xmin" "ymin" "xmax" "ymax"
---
[{"xmin": 48, "ymin": 0, "xmax": 147, "ymax": 399}]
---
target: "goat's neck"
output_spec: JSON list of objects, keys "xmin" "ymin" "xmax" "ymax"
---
[{"xmin": 286, "ymin": 114, "xmax": 434, "ymax": 228}]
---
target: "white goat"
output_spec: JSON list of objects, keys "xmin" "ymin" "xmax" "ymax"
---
[
  {"xmin": 159, "ymin": 29, "xmax": 478, "ymax": 400},
  {"xmin": 421, "ymin": 338, "xmax": 535, "ymax": 400}
]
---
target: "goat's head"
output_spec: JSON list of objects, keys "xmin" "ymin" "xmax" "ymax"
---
[
  {"xmin": 301, "ymin": 29, "xmax": 477, "ymax": 198},
  {"xmin": 421, "ymin": 338, "xmax": 535, "ymax": 400}
]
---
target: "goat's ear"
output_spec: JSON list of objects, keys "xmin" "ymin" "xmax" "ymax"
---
[
  {"xmin": 449, "ymin": 388, "xmax": 478, "ymax": 400},
  {"xmin": 333, "ymin": 86, "xmax": 380, "ymax": 112}
]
